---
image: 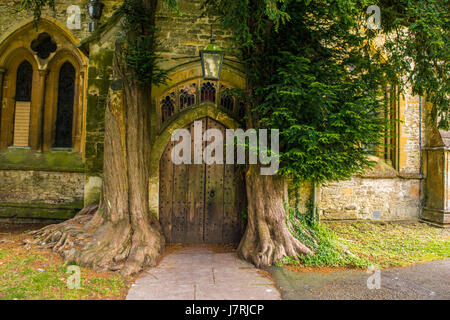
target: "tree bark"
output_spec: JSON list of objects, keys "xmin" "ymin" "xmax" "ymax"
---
[
  {"xmin": 30, "ymin": 0, "xmax": 165, "ymax": 276},
  {"xmin": 238, "ymin": 166, "xmax": 314, "ymax": 267}
]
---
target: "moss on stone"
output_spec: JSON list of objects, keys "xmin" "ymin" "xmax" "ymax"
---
[
  {"xmin": 84, "ymin": 48, "xmax": 115, "ymax": 176},
  {"xmin": 0, "ymin": 200, "xmax": 83, "ymax": 221},
  {"xmin": 0, "ymin": 149, "xmax": 84, "ymax": 172},
  {"xmin": 0, "ymin": 206, "xmax": 78, "ymax": 220},
  {"xmin": 83, "ymin": 176, "xmax": 102, "ymax": 206}
]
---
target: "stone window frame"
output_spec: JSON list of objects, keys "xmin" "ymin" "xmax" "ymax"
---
[
  {"xmin": 0, "ymin": 20, "xmax": 87, "ymax": 154},
  {"xmin": 382, "ymin": 85, "xmax": 401, "ymax": 170},
  {"xmin": 361, "ymin": 85, "xmax": 402, "ymax": 171},
  {"xmin": 43, "ymin": 49, "xmax": 84, "ymax": 152},
  {"xmin": 0, "ymin": 48, "xmax": 41, "ymax": 150}
]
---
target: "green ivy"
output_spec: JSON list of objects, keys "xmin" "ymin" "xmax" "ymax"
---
[
  {"xmin": 118, "ymin": 0, "xmax": 169, "ymax": 86},
  {"xmin": 282, "ymin": 203, "xmax": 369, "ymax": 268},
  {"xmin": 17, "ymin": 0, "xmax": 55, "ymax": 23}
]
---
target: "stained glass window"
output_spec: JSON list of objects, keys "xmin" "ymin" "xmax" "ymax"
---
[
  {"xmin": 161, "ymin": 95, "xmax": 175, "ymax": 123},
  {"xmin": 15, "ymin": 61, "xmax": 33, "ymax": 102},
  {"xmin": 31, "ymin": 33, "xmax": 57, "ymax": 60},
  {"xmin": 220, "ymin": 88, "xmax": 234, "ymax": 111},
  {"xmin": 180, "ymin": 85, "xmax": 196, "ymax": 110},
  {"xmin": 54, "ymin": 62, "xmax": 75, "ymax": 148},
  {"xmin": 201, "ymin": 82, "xmax": 216, "ymax": 103}
]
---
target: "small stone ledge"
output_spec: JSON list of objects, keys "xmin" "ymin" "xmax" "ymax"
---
[
  {"xmin": 421, "ymin": 208, "xmax": 450, "ymax": 228},
  {"xmin": 356, "ymin": 173, "xmax": 423, "ymax": 180},
  {"xmin": 0, "ymin": 201, "xmax": 84, "ymax": 210},
  {"xmin": 0, "ymin": 202, "xmax": 82, "ymax": 221},
  {"xmin": 356, "ymin": 156, "xmax": 422, "ymax": 180},
  {"xmin": 0, "ymin": 149, "xmax": 84, "ymax": 173}
]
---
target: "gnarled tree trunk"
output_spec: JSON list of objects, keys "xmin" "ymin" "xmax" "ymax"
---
[
  {"xmin": 30, "ymin": 0, "xmax": 165, "ymax": 276},
  {"xmin": 238, "ymin": 165, "xmax": 314, "ymax": 267}
]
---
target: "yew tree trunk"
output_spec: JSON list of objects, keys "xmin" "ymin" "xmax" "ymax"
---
[
  {"xmin": 238, "ymin": 166, "xmax": 314, "ymax": 267},
  {"xmin": 31, "ymin": 0, "xmax": 165, "ymax": 276}
]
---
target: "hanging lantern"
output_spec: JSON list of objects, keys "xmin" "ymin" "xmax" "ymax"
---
[
  {"xmin": 88, "ymin": 0, "xmax": 104, "ymax": 32},
  {"xmin": 200, "ymin": 27, "xmax": 225, "ymax": 81}
]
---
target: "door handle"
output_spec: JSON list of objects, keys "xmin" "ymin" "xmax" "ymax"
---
[{"xmin": 209, "ymin": 189, "xmax": 215, "ymax": 198}]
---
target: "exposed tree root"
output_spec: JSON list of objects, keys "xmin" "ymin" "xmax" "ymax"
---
[
  {"xmin": 238, "ymin": 167, "xmax": 315, "ymax": 267},
  {"xmin": 28, "ymin": 204, "xmax": 165, "ymax": 276}
]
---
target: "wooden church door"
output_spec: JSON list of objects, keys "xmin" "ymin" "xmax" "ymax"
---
[{"xmin": 159, "ymin": 117, "xmax": 246, "ymax": 244}]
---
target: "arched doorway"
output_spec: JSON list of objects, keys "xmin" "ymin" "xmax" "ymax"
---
[{"xmin": 159, "ymin": 117, "xmax": 246, "ymax": 244}]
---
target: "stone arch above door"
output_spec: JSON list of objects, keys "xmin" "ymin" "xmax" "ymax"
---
[{"xmin": 156, "ymin": 78, "xmax": 246, "ymax": 130}]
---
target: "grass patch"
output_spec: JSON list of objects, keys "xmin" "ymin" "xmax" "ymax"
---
[
  {"xmin": 279, "ymin": 218, "xmax": 449, "ymax": 270},
  {"xmin": 326, "ymin": 221, "xmax": 450, "ymax": 268},
  {"xmin": 279, "ymin": 205, "xmax": 449, "ymax": 270},
  {"xmin": 0, "ymin": 230, "xmax": 134, "ymax": 300}
]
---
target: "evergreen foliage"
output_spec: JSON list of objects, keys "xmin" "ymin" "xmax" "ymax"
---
[{"xmin": 205, "ymin": 0, "xmax": 449, "ymax": 183}]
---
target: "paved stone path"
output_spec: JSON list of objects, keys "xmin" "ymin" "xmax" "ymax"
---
[
  {"xmin": 126, "ymin": 246, "xmax": 281, "ymax": 300},
  {"xmin": 269, "ymin": 258, "xmax": 450, "ymax": 300}
]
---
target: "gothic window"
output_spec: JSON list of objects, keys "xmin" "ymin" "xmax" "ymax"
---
[
  {"xmin": 31, "ymin": 33, "xmax": 57, "ymax": 59},
  {"xmin": 179, "ymin": 85, "xmax": 196, "ymax": 110},
  {"xmin": 201, "ymin": 82, "xmax": 216, "ymax": 103},
  {"xmin": 161, "ymin": 95, "xmax": 175, "ymax": 123},
  {"xmin": 54, "ymin": 62, "xmax": 75, "ymax": 148},
  {"xmin": 15, "ymin": 61, "xmax": 33, "ymax": 102},
  {"xmin": 220, "ymin": 88, "xmax": 234, "ymax": 111},
  {"xmin": 12, "ymin": 61, "xmax": 33, "ymax": 147},
  {"xmin": 0, "ymin": 21, "xmax": 86, "ymax": 153},
  {"xmin": 363, "ymin": 85, "xmax": 400, "ymax": 169},
  {"xmin": 384, "ymin": 85, "xmax": 400, "ymax": 169}
]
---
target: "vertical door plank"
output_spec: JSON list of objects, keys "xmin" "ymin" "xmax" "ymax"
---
[
  {"xmin": 172, "ymin": 131, "xmax": 189, "ymax": 243},
  {"xmin": 186, "ymin": 119, "xmax": 206, "ymax": 243},
  {"xmin": 204, "ymin": 118, "xmax": 225, "ymax": 243},
  {"xmin": 159, "ymin": 140, "xmax": 174, "ymax": 243}
]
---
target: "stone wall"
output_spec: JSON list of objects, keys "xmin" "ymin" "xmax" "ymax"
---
[
  {"xmin": 0, "ymin": 0, "xmax": 122, "ymax": 40},
  {"xmin": 0, "ymin": 146, "xmax": 85, "ymax": 221},
  {"xmin": 0, "ymin": 0, "xmax": 87, "ymax": 40},
  {"xmin": 318, "ymin": 177, "xmax": 421, "ymax": 221},
  {"xmin": 292, "ymin": 91, "xmax": 426, "ymax": 222},
  {"xmin": 0, "ymin": 170, "xmax": 84, "ymax": 204},
  {"xmin": 0, "ymin": 1, "xmax": 439, "ymax": 224},
  {"xmin": 0, "ymin": 169, "xmax": 84, "ymax": 221},
  {"xmin": 155, "ymin": 0, "xmax": 235, "ymax": 69},
  {"xmin": 398, "ymin": 93, "xmax": 425, "ymax": 175}
]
